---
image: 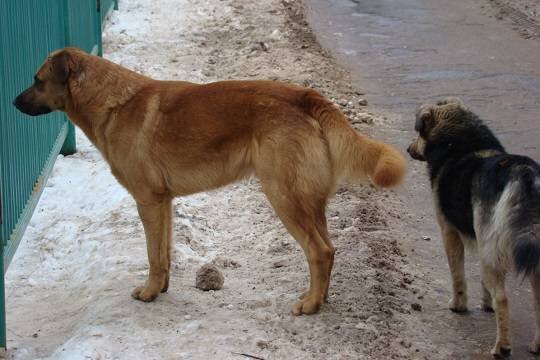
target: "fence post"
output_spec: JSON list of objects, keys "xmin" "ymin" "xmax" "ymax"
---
[
  {"xmin": 0, "ymin": 253, "xmax": 6, "ymax": 355},
  {"xmin": 59, "ymin": 0, "xmax": 77, "ymax": 155},
  {"xmin": 0, "ymin": 7, "xmax": 6, "ymax": 353},
  {"xmin": 60, "ymin": 123, "xmax": 76, "ymax": 155},
  {"xmin": 95, "ymin": 0, "xmax": 104, "ymax": 56}
]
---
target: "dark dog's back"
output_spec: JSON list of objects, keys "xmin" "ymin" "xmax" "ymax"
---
[
  {"xmin": 472, "ymin": 155, "xmax": 540, "ymax": 275},
  {"xmin": 436, "ymin": 150, "xmax": 540, "ymax": 274}
]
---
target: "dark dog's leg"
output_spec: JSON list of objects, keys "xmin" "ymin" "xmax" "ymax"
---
[
  {"xmin": 482, "ymin": 264, "xmax": 511, "ymax": 357},
  {"xmin": 528, "ymin": 275, "xmax": 540, "ymax": 354},
  {"xmin": 132, "ymin": 198, "xmax": 172, "ymax": 302},
  {"xmin": 441, "ymin": 227, "xmax": 468, "ymax": 312},
  {"xmin": 481, "ymin": 280, "xmax": 494, "ymax": 312}
]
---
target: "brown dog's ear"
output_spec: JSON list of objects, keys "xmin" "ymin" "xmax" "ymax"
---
[
  {"xmin": 415, "ymin": 105, "xmax": 435, "ymax": 135},
  {"xmin": 50, "ymin": 50, "xmax": 78, "ymax": 83}
]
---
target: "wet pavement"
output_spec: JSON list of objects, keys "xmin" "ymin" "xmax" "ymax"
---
[
  {"xmin": 306, "ymin": 0, "xmax": 540, "ymax": 358},
  {"xmin": 307, "ymin": 0, "xmax": 539, "ymax": 158}
]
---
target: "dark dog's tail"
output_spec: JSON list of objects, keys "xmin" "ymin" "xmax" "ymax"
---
[
  {"xmin": 300, "ymin": 90, "xmax": 406, "ymax": 187},
  {"xmin": 512, "ymin": 169, "xmax": 540, "ymax": 276},
  {"xmin": 514, "ymin": 230, "xmax": 540, "ymax": 276}
]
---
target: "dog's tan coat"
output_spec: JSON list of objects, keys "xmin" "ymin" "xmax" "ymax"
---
[{"xmin": 15, "ymin": 48, "xmax": 405, "ymax": 314}]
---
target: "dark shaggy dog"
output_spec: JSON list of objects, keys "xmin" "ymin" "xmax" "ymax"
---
[{"xmin": 407, "ymin": 98, "xmax": 540, "ymax": 357}]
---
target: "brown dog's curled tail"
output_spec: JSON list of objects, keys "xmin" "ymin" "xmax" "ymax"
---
[{"xmin": 301, "ymin": 90, "xmax": 405, "ymax": 187}]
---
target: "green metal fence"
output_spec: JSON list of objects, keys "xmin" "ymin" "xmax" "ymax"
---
[
  {"xmin": 0, "ymin": 0, "xmax": 117, "ymax": 353},
  {"xmin": 101, "ymin": 0, "xmax": 119, "ymax": 24}
]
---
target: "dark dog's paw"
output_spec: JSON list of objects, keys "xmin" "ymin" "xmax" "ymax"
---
[
  {"xmin": 528, "ymin": 340, "xmax": 540, "ymax": 354},
  {"xmin": 450, "ymin": 306, "xmax": 468, "ymax": 313},
  {"xmin": 449, "ymin": 296, "xmax": 468, "ymax": 313},
  {"xmin": 491, "ymin": 342, "xmax": 511, "ymax": 358},
  {"xmin": 500, "ymin": 347, "xmax": 512, "ymax": 357},
  {"xmin": 481, "ymin": 303, "xmax": 494, "ymax": 313}
]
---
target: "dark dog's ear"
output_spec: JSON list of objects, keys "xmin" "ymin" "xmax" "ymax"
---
[
  {"xmin": 415, "ymin": 105, "xmax": 435, "ymax": 135},
  {"xmin": 436, "ymin": 97, "xmax": 465, "ymax": 107},
  {"xmin": 50, "ymin": 50, "xmax": 78, "ymax": 83}
]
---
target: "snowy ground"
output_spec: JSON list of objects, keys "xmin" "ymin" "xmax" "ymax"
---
[{"xmin": 6, "ymin": 0, "xmax": 432, "ymax": 359}]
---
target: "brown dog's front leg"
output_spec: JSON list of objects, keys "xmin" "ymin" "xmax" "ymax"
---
[{"xmin": 132, "ymin": 199, "xmax": 172, "ymax": 302}]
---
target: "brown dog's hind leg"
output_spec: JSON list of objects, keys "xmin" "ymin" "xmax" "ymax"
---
[
  {"xmin": 482, "ymin": 264, "xmax": 511, "ymax": 357},
  {"xmin": 298, "ymin": 211, "xmax": 334, "ymax": 303},
  {"xmin": 255, "ymin": 120, "xmax": 335, "ymax": 315},
  {"xmin": 160, "ymin": 203, "xmax": 172, "ymax": 294},
  {"xmin": 440, "ymin": 226, "xmax": 468, "ymax": 312},
  {"xmin": 258, "ymin": 173, "xmax": 333, "ymax": 315},
  {"xmin": 289, "ymin": 216, "xmax": 333, "ymax": 315},
  {"xmin": 132, "ymin": 198, "xmax": 173, "ymax": 302},
  {"xmin": 314, "ymin": 210, "xmax": 335, "ymax": 302},
  {"xmin": 528, "ymin": 275, "xmax": 540, "ymax": 354},
  {"xmin": 269, "ymin": 195, "xmax": 332, "ymax": 315}
]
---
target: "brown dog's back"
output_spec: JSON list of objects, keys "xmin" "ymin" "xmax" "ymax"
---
[
  {"xmin": 119, "ymin": 79, "xmax": 405, "ymax": 197},
  {"xmin": 145, "ymin": 80, "xmax": 406, "ymax": 192}
]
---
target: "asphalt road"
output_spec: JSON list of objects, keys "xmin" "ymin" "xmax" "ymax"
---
[{"xmin": 306, "ymin": 0, "xmax": 540, "ymax": 358}]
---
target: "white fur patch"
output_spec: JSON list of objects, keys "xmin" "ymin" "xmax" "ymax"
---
[{"xmin": 474, "ymin": 180, "xmax": 520, "ymax": 271}]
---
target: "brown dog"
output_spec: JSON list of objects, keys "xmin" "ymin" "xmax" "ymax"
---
[{"xmin": 14, "ymin": 47, "xmax": 405, "ymax": 315}]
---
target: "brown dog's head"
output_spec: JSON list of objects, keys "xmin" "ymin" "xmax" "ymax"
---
[
  {"xmin": 406, "ymin": 97, "xmax": 468, "ymax": 161},
  {"xmin": 13, "ymin": 48, "xmax": 81, "ymax": 116}
]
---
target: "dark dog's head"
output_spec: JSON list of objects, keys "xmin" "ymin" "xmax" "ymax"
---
[
  {"xmin": 13, "ymin": 48, "xmax": 81, "ymax": 116},
  {"xmin": 407, "ymin": 97, "xmax": 470, "ymax": 162}
]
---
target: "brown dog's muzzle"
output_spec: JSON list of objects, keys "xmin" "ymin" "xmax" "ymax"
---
[{"xmin": 13, "ymin": 88, "xmax": 52, "ymax": 116}]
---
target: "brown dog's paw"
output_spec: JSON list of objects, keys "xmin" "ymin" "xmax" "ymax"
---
[
  {"xmin": 299, "ymin": 289, "xmax": 310, "ymax": 300},
  {"xmin": 528, "ymin": 340, "xmax": 540, "ymax": 354},
  {"xmin": 131, "ymin": 285, "xmax": 159, "ymax": 302},
  {"xmin": 292, "ymin": 296, "xmax": 321, "ymax": 315},
  {"xmin": 300, "ymin": 289, "xmax": 329, "ymax": 302},
  {"xmin": 161, "ymin": 274, "xmax": 170, "ymax": 293}
]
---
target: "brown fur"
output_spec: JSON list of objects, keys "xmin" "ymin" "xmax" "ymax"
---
[{"xmin": 14, "ymin": 48, "xmax": 406, "ymax": 314}]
